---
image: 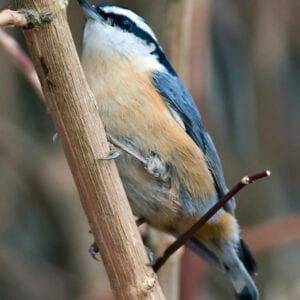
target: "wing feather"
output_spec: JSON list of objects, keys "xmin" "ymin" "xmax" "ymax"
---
[{"xmin": 152, "ymin": 71, "xmax": 235, "ymax": 213}]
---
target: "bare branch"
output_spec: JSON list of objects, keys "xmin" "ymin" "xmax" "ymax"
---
[
  {"xmin": 153, "ymin": 170, "xmax": 271, "ymax": 272},
  {"xmin": 13, "ymin": 0, "xmax": 165, "ymax": 298},
  {"xmin": 0, "ymin": 8, "xmax": 44, "ymax": 99},
  {"xmin": 0, "ymin": 9, "xmax": 27, "ymax": 27},
  {"xmin": 0, "ymin": 28, "xmax": 43, "ymax": 99}
]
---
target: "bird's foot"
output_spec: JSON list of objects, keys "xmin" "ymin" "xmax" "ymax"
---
[
  {"xmin": 89, "ymin": 241, "xmax": 100, "ymax": 261},
  {"xmin": 100, "ymin": 144, "xmax": 120, "ymax": 160}
]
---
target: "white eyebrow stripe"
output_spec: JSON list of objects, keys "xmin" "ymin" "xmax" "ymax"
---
[{"xmin": 101, "ymin": 6, "xmax": 158, "ymax": 42}]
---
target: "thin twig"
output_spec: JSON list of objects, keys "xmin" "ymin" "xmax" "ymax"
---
[
  {"xmin": 153, "ymin": 170, "xmax": 271, "ymax": 272},
  {"xmin": 0, "ymin": 28, "xmax": 43, "ymax": 99},
  {"xmin": 0, "ymin": 9, "xmax": 43, "ymax": 99},
  {"xmin": 0, "ymin": 9, "xmax": 27, "ymax": 27}
]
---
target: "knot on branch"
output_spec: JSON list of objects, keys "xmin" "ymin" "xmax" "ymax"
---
[
  {"xmin": 19, "ymin": 9, "xmax": 53, "ymax": 29},
  {"xmin": 241, "ymin": 176, "xmax": 250, "ymax": 185},
  {"xmin": 139, "ymin": 273, "xmax": 157, "ymax": 297}
]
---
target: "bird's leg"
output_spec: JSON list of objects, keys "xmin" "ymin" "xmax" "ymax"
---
[
  {"xmin": 144, "ymin": 245, "xmax": 156, "ymax": 266},
  {"xmin": 145, "ymin": 151, "xmax": 171, "ymax": 183},
  {"xmin": 52, "ymin": 132, "xmax": 59, "ymax": 143},
  {"xmin": 139, "ymin": 219, "xmax": 156, "ymax": 266},
  {"xmin": 107, "ymin": 136, "xmax": 171, "ymax": 185},
  {"xmin": 107, "ymin": 135, "xmax": 147, "ymax": 164},
  {"xmin": 88, "ymin": 218, "xmax": 150, "ymax": 261},
  {"xmin": 89, "ymin": 241, "xmax": 100, "ymax": 261},
  {"xmin": 99, "ymin": 143, "xmax": 121, "ymax": 160}
]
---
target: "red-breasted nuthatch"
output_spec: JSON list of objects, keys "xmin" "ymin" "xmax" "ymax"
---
[{"xmin": 78, "ymin": 1, "xmax": 259, "ymax": 299}]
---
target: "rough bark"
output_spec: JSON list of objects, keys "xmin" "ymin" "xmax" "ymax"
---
[{"xmin": 14, "ymin": 1, "xmax": 165, "ymax": 299}]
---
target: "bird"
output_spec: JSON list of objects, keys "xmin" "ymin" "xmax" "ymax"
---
[{"xmin": 78, "ymin": 1, "xmax": 259, "ymax": 299}]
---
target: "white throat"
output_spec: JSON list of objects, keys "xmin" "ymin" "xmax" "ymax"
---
[{"xmin": 82, "ymin": 19, "xmax": 165, "ymax": 73}]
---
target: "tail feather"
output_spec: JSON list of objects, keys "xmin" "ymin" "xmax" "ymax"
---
[
  {"xmin": 188, "ymin": 238, "xmax": 259, "ymax": 300},
  {"xmin": 236, "ymin": 287, "xmax": 259, "ymax": 300},
  {"xmin": 238, "ymin": 239, "xmax": 257, "ymax": 277},
  {"xmin": 225, "ymin": 255, "xmax": 259, "ymax": 300}
]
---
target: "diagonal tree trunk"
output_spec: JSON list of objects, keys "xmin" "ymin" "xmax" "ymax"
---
[{"xmin": 14, "ymin": 1, "xmax": 165, "ymax": 299}]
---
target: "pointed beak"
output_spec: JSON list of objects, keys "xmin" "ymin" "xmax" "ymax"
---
[{"xmin": 78, "ymin": 0, "xmax": 101, "ymax": 21}]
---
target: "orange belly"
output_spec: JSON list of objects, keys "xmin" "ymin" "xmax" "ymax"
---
[{"xmin": 82, "ymin": 55, "xmax": 237, "ymax": 242}]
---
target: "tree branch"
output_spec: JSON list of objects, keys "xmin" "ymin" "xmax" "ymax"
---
[
  {"xmin": 0, "ymin": 8, "xmax": 44, "ymax": 99},
  {"xmin": 0, "ymin": 28, "xmax": 43, "ymax": 99},
  {"xmin": 153, "ymin": 170, "xmax": 271, "ymax": 272},
  {"xmin": 0, "ymin": 8, "xmax": 27, "ymax": 27},
  {"xmin": 12, "ymin": 1, "xmax": 165, "ymax": 298}
]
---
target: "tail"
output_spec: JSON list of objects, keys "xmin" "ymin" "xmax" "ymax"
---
[
  {"xmin": 187, "ymin": 238, "xmax": 259, "ymax": 300},
  {"xmin": 226, "ymin": 239, "xmax": 259, "ymax": 300}
]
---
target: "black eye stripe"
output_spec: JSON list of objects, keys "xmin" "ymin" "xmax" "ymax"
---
[
  {"xmin": 94, "ymin": 5, "xmax": 176, "ymax": 75},
  {"xmin": 96, "ymin": 7, "xmax": 107, "ymax": 19},
  {"xmin": 96, "ymin": 10, "xmax": 135, "ymax": 31}
]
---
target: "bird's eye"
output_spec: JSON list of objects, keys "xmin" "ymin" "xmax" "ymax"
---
[{"xmin": 121, "ymin": 19, "xmax": 133, "ymax": 31}]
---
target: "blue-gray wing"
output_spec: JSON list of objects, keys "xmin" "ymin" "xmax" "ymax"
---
[{"xmin": 152, "ymin": 71, "xmax": 235, "ymax": 213}]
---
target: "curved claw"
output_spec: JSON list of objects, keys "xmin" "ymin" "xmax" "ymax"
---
[
  {"xmin": 89, "ymin": 242, "xmax": 100, "ymax": 261},
  {"xmin": 100, "ymin": 148, "xmax": 120, "ymax": 160},
  {"xmin": 145, "ymin": 245, "xmax": 156, "ymax": 266},
  {"xmin": 52, "ymin": 132, "xmax": 58, "ymax": 143}
]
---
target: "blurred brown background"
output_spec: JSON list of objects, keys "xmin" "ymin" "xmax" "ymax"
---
[{"xmin": 0, "ymin": 0, "xmax": 300, "ymax": 299}]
